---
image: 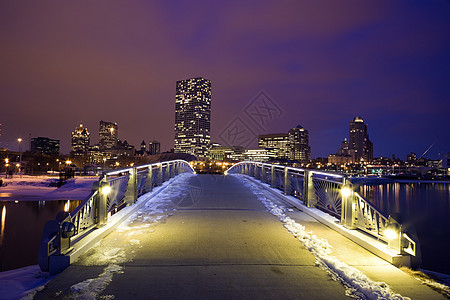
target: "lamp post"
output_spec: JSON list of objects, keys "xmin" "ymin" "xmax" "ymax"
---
[
  {"xmin": 5, "ymin": 158, "xmax": 9, "ymax": 178},
  {"xmin": 65, "ymin": 160, "xmax": 72, "ymax": 180},
  {"xmin": 17, "ymin": 138, "xmax": 22, "ymax": 176}
]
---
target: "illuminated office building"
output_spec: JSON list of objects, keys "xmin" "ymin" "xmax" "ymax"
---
[
  {"xmin": 99, "ymin": 120, "xmax": 118, "ymax": 150},
  {"xmin": 71, "ymin": 124, "xmax": 90, "ymax": 154},
  {"xmin": 174, "ymin": 77, "xmax": 211, "ymax": 159},
  {"xmin": 288, "ymin": 125, "xmax": 311, "ymax": 162},
  {"xmin": 349, "ymin": 117, "xmax": 373, "ymax": 162}
]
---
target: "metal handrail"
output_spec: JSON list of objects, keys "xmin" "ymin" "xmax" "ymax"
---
[
  {"xmin": 70, "ymin": 190, "xmax": 98, "ymax": 238},
  {"xmin": 38, "ymin": 159, "xmax": 194, "ymax": 273},
  {"xmin": 225, "ymin": 161, "xmax": 419, "ymax": 259}
]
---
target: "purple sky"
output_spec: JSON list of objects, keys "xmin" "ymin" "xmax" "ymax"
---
[{"xmin": 1, "ymin": 1, "xmax": 449, "ymax": 159}]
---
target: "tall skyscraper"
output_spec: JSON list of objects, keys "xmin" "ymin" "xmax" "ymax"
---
[
  {"xmin": 349, "ymin": 117, "xmax": 373, "ymax": 162},
  {"xmin": 71, "ymin": 124, "xmax": 90, "ymax": 154},
  {"xmin": 99, "ymin": 120, "xmax": 118, "ymax": 150},
  {"xmin": 174, "ymin": 77, "xmax": 211, "ymax": 159},
  {"xmin": 288, "ymin": 125, "xmax": 311, "ymax": 162}
]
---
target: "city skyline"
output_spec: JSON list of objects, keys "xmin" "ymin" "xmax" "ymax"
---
[{"xmin": 1, "ymin": 1, "xmax": 449, "ymax": 159}]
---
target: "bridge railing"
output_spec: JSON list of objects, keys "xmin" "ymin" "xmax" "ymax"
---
[
  {"xmin": 38, "ymin": 159, "xmax": 194, "ymax": 274},
  {"xmin": 226, "ymin": 161, "xmax": 418, "ymax": 259}
]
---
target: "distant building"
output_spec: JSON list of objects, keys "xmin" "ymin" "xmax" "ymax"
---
[
  {"xmin": 140, "ymin": 140, "xmax": 146, "ymax": 152},
  {"xmin": 258, "ymin": 133, "xmax": 289, "ymax": 159},
  {"xmin": 30, "ymin": 137, "xmax": 60, "ymax": 156},
  {"xmin": 99, "ymin": 120, "xmax": 118, "ymax": 150},
  {"xmin": 113, "ymin": 140, "xmax": 135, "ymax": 157},
  {"xmin": 244, "ymin": 149, "xmax": 277, "ymax": 162},
  {"xmin": 257, "ymin": 125, "xmax": 311, "ymax": 162},
  {"xmin": 71, "ymin": 124, "xmax": 90, "ymax": 154},
  {"xmin": 210, "ymin": 145, "xmax": 245, "ymax": 162},
  {"xmin": 349, "ymin": 117, "xmax": 373, "ymax": 162},
  {"xmin": 148, "ymin": 141, "xmax": 161, "ymax": 155},
  {"xmin": 442, "ymin": 153, "xmax": 450, "ymax": 175},
  {"xmin": 406, "ymin": 152, "xmax": 417, "ymax": 164},
  {"xmin": 86, "ymin": 144, "xmax": 110, "ymax": 165},
  {"xmin": 174, "ymin": 77, "xmax": 211, "ymax": 159},
  {"xmin": 328, "ymin": 138, "xmax": 356, "ymax": 164},
  {"xmin": 288, "ymin": 125, "xmax": 311, "ymax": 162}
]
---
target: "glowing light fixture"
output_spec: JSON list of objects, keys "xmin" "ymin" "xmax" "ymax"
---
[
  {"xmin": 101, "ymin": 185, "xmax": 111, "ymax": 195},
  {"xmin": 384, "ymin": 223, "xmax": 399, "ymax": 240},
  {"xmin": 384, "ymin": 228, "xmax": 398, "ymax": 240},
  {"xmin": 341, "ymin": 187, "xmax": 352, "ymax": 198}
]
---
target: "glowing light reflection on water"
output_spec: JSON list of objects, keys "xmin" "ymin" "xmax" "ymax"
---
[{"xmin": 357, "ymin": 182, "xmax": 450, "ymax": 274}]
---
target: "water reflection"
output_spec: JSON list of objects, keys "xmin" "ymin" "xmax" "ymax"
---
[
  {"xmin": 357, "ymin": 182, "xmax": 450, "ymax": 274},
  {"xmin": 0, "ymin": 205, "xmax": 5, "ymax": 245}
]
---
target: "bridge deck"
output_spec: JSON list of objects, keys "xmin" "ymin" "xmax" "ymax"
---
[{"xmin": 35, "ymin": 174, "xmax": 445, "ymax": 299}]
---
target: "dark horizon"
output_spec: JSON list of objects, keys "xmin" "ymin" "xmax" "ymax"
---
[{"xmin": 1, "ymin": 1, "xmax": 449, "ymax": 160}]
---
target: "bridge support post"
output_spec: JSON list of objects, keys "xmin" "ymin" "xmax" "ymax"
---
[
  {"xmin": 176, "ymin": 162, "xmax": 181, "ymax": 175},
  {"xmin": 163, "ymin": 164, "xmax": 169, "ymax": 181},
  {"xmin": 284, "ymin": 168, "xmax": 291, "ymax": 195},
  {"xmin": 144, "ymin": 165, "xmax": 153, "ymax": 193},
  {"xmin": 303, "ymin": 170, "xmax": 316, "ymax": 207},
  {"xmin": 157, "ymin": 164, "xmax": 163, "ymax": 185},
  {"xmin": 340, "ymin": 179, "xmax": 355, "ymax": 228},
  {"xmin": 98, "ymin": 179, "xmax": 109, "ymax": 227},
  {"xmin": 271, "ymin": 165, "xmax": 276, "ymax": 188},
  {"xmin": 260, "ymin": 166, "xmax": 266, "ymax": 183},
  {"xmin": 123, "ymin": 167, "xmax": 137, "ymax": 205}
]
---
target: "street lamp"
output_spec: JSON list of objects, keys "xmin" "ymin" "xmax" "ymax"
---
[
  {"xmin": 4, "ymin": 158, "xmax": 9, "ymax": 178},
  {"xmin": 17, "ymin": 138, "xmax": 22, "ymax": 175}
]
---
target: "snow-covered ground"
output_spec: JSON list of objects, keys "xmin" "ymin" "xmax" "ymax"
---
[
  {"xmin": 0, "ymin": 172, "xmax": 194, "ymax": 300},
  {"xmin": 232, "ymin": 174, "xmax": 411, "ymax": 300},
  {"xmin": 0, "ymin": 175, "xmax": 98, "ymax": 201}
]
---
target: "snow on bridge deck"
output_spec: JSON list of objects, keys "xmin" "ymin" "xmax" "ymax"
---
[{"xmin": 33, "ymin": 173, "xmax": 446, "ymax": 300}]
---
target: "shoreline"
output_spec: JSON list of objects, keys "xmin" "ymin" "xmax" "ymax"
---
[{"xmin": 0, "ymin": 175, "xmax": 98, "ymax": 201}]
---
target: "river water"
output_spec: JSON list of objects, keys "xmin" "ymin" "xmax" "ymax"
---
[
  {"xmin": 356, "ymin": 182, "xmax": 450, "ymax": 275},
  {"xmin": 0, "ymin": 200, "xmax": 80, "ymax": 272},
  {"xmin": 0, "ymin": 182, "xmax": 449, "ymax": 274}
]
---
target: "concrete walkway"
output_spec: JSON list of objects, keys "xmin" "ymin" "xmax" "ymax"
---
[{"xmin": 35, "ymin": 174, "xmax": 446, "ymax": 299}]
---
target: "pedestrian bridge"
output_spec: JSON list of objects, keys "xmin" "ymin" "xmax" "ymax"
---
[{"xmin": 35, "ymin": 160, "xmax": 445, "ymax": 299}]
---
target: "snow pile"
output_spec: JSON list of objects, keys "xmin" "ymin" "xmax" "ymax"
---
[
  {"xmin": 0, "ymin": 175, "xmax": 58, "ymax": 187},
  {"xmin": 66, "ymin": 264, "xmax": 123, "ymax": 300},
  {"xmin": 0, "ymin": 265, "xmax": 53, "ymax": 300},
  {"xmin": 234, "ymin": 175, "xmax": 410, "ymax": 300},
  {"xmin": 0, "ymin": 176, "xmax": 98, "ymax": 200},
  {"xmin": 118, "ymin": 172, "xmax": 194, "ymax": 231}
]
